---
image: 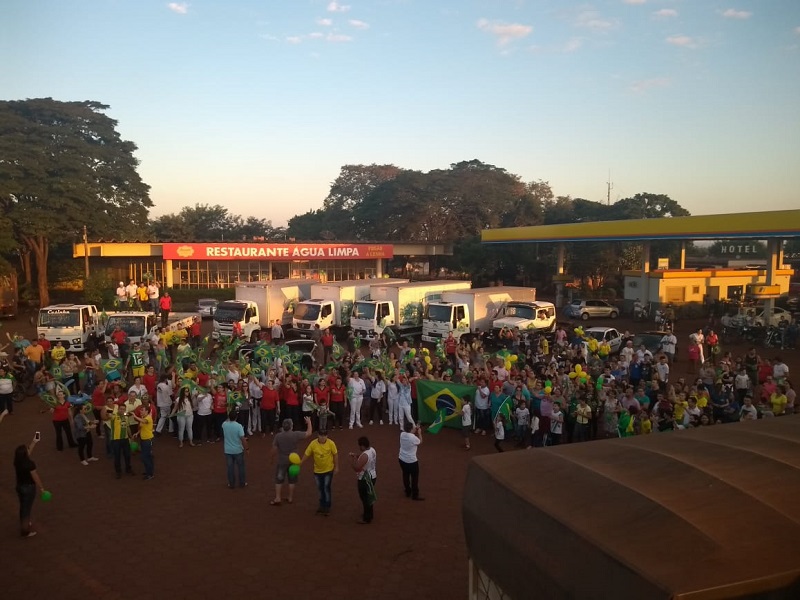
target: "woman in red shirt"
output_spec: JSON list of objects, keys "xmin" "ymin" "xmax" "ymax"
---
[
  {"xmin": 142, "ymin": 365, "xmax": 157, "ymax": 400},
  {"xmin": 91, "ymin": 380, "xmax": 108, "ymax": 438},
  {"xmin": 260, "ymin": 380, "xmax": 280, "ymax": 436},
  {"xmin": 51, "ymin": 388, "xmax": 77, "ymax": 451},
  {"xmin": 212, "ymin": 384, "xmax": 229, "ymax": 443},
  {"xmin": 282, "ymin": 379, "xmax": 300, "ymax": 430},
  {"xmin": 328, "ymin": 377, "xmax": 346, "ymax": 429}
]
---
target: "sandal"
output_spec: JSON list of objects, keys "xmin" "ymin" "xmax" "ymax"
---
[{"xmin": 270, "ymin": 500, "xmax": 282, "ymax": 506}]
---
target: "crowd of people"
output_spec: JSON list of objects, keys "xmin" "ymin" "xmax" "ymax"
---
[{"xmin": 1, "ymin": 307, "xmax": 795, "ymax": 537}]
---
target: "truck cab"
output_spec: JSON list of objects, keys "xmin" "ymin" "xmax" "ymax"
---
[
  {"xmin": 104, "ymin": 312, "xmax": 159, "ymax": 346},
  {"xmin": 351, "ymin": 300, "xmax": 394, "ymax": 339},
  {"xmin": 37, "ymin": 304, "xmax": 101, "ymax": 352},
  {"xmin": 422, "ymin": 302, "xmax": 469, "ymax": 342},
  {"xmin": 292, "ymin": 299, "xmax": 334, "ymax": 337},
  {"xmin": 212, "ymin": 300, "xmax": 260, "ymax": 341},
  {"xmin": 492, "ymin": 301, "xmax": 556, "ymax": 336}
]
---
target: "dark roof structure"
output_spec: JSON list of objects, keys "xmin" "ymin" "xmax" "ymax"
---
[{"xmin": 463, "ymin": 416, "xmax": 800, "ymax": 599}]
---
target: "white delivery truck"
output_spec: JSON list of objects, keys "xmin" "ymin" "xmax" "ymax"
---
[
  {"xmin": 351, "ymin": 280, "xmax": 472, "ymax": 340},
  {"xmin": 212, "ymin": 279, "xmax": 316, "ymax": 341},
  {"xmin": 491, "ymin": 300, "xmax": 557, "ymax": 336},
  {"xmin": 103, "ymin": 312, "xmax": 199, "ymax": 346},
  {"xmin": 422, "ymin": 287, "xmax": 536, "ymax": 343},
  {"xmin": 291, "ymin": 280, "xmax": 387, "ymax": 338},
  {"xmin": 37, "ymin": 304, "xmax": 102, "ymax": 352}
]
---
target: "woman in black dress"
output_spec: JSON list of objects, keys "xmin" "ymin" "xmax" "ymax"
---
[{"xmin": 14, "ymin": 437, "xmax": 47, "ymax": 538}]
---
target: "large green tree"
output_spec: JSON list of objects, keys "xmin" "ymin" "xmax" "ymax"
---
[
  {"xmin": 151, "ymin": 203, "xmax": 287, "ymax": 241},
  {"xmin": 0, "ymin": 98, "xmax": 151, "ymax": 305}
]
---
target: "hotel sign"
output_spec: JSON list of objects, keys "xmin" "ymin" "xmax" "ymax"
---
[{"xmin": 163, "ymin": 243, "xmax": 394, "ymax": 261}]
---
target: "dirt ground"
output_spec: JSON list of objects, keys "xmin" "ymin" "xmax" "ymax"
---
[{"xmin": 2, "ymin": 312, "xmax": 797, "ymax": 600}]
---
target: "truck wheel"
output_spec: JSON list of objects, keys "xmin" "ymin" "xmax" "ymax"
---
[{"xmin": 250, "ymin": 331, "xmax": 259, "ymax": 343}]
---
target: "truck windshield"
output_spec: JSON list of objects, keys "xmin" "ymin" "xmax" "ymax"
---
[
  {"xmin": 352, "ymin": 301, "xmax": 376, "ymax": 320},
  {"xmin": 294, "ymin": 303, "xmax": 320, "ymax": 321},
  {"xmin": 214, "ymin": 305, "xmax": 246, "ymax": 323},
  {"xmin": 425, "ymin": 304, "xmax": 453, "ymax": 323},
  {"xmin": 38, "ymin": 309, "xmax": 81, "ymax": 328},
  {"xmin": 505, "ymin": 304, "xmax": 535, "ymax": 320},
  {"xmin": 105, "ymin": 316, "xmax": 145, "ymax": 338}
]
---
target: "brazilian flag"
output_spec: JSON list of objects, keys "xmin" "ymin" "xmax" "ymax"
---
[{"xmin": 416, "ymin": 380, "xmax": 477, "ymax": 430}]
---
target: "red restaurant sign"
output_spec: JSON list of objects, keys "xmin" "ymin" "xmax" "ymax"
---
[{"xmin": 162, "ymin": 243, "xmax": 394, "ymax": 261}]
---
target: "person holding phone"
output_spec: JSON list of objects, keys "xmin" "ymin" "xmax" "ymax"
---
[{"xmin": 14, "ymin": 434, "xmax": 47, "ymax": 537}]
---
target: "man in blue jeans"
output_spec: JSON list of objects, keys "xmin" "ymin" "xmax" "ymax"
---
[{"xmin": 222, "ymin": 410, "xmax": 248, "ymax": 488}]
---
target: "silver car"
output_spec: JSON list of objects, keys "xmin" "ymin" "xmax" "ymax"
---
[
  {"xmin": 196, "ymin": 298, "xmax": 219, "ymax": 319},
  {"xmin": 567, "ymin": 299, "xmax": 619, "ymax": 321}
]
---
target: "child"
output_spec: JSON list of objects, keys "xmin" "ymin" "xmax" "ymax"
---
[
  {"xmin": 493, "ymin": 413, "xmax": 506, "ymax": 453},
  {"xmin": 548, "ymin": 401, "xmax": 564, "ymax": 446},
  {"xmin": 514, "ymin": 400, "xmax": 530, "ymax": 448},
  {"xmin": 459, "ymin": 395, "xmax": 472, "ymax": 450}
]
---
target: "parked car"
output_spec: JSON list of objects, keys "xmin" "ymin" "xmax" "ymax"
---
[
  {"xmin": 632, "ymin": 330, "xmax": 673, "ymax": 355},
  {"xmin": 566, "ymin": 299, "xmax": 619, "ymax": 321},
  {"xmin": 753, "ymin": 306, "xmax": 792, "ymax": 328},
  {"xmin": 196, "ymin": 298, "xmax": 219, "ymax": 318},
  {"xmin": 582, "ymin": 327, "xmax": 623, "ymax": 355}
]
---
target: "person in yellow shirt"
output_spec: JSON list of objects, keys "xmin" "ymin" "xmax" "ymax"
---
[
  {"xmin": 136, "ymin": 283, "xmax": 149, "ymax": 311},
  {"xmin": 132, "ymin": 396, "xmax": 155, "ymax": 480},
  {"xmin": 301, "ymin": 429, "xmax": 339, "ymax": 516},
  {"xmin": 50, "ymin": 341, "xmax": 66, "ymax": 364},
  {"xmin": 769, "ymin": 386, "xmax": 788, "ymax": 417},
  {"xmin": 673, "ymin": 393, "xmax": 689, "ymax": 426}
]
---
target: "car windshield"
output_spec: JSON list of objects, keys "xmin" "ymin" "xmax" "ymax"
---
[
  {"xmin": 633, "ymin": 334, "xmax": 662, "ymax": 350},
  {"xmin": 105, "ymin": 316, "xmax": 146, "ymax": 338},
  {"xmin": 352, "ymin": 301, "xmax": 376, "ymax": 320},
  {"xmin": 505, "ymin": 304, "xmax": 535, "ymax": 319},
  {"xmin": 294, "ymin": 303, "xmax": 320, "ymax": 321},
  {"xmin": 425, "ymin": 304, "xmax": 453, "ymax": 322},
  {"xmin": 213, "ymin": 305, "xmax": 246, "ymax": 323},
  {"xmin": 586, "ymin": 331, "xmax": 605, "ymax": 341},
  {"xmin": 38, "ymin": 309, "xmax": 81, "ymax": 328}
]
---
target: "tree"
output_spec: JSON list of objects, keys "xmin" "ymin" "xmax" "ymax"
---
[
  {"xmin": 608, "ymin": 193, "xmax": 690, "ymax": 220},
  {"xmin": 0, "ymin": 98, "xmax": 151, "ymax": 306}
]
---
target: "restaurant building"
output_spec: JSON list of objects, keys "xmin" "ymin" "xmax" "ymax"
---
[{"xmin": 72, "ymin": 241, "xmax": 452, "ymax": 288}]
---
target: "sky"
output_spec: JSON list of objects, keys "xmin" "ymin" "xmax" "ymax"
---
[{"xmin": 2, "ymin": 0, "xmax": 800, "ymax": 226}]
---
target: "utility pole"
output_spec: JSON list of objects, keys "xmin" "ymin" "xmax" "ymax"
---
[
  {"xmin": 83, "ymin": 225, "xmax": 90, "ymax": 278},
  {"xmin": 606, "ymin": 170, "xmax": 613, "ymax": 206}
]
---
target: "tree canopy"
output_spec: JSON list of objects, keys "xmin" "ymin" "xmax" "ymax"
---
[
  {"xmin": 0, "ymin": 98, "xmax": 151, "ymax": 305},
  {"xmin": 150, "ymin": 203, "xmax": 287, "ymax": 242}
]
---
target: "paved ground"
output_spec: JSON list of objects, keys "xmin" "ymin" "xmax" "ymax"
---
[{"xmin": 2, "ymin": 312, "xmax": 797, "ymax": 600}]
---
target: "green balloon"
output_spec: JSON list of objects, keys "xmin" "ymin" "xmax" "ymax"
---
[
  {"xmin": 288, "ymin": 464, "xmax": 300, "ymax": 477},
  {"xmin": 130, "ymin": 441, "xmax": 140, "ymax": 452},
  {"xmin": 41, "ymin": 490, "xmax": 53, "ymax": 502}
]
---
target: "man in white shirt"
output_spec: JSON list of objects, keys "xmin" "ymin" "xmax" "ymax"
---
[
  {"xmin": 772, "ymin": 358, "xmax": 789, "ymax": 384},
  {"xmin": 125, "ymin": 279, "xmax": 138, "ymax": 305},
  {"xmin": 734, "ymin": 368, "xmax": 751, "ymax": 402},
  {"xmin": 660, "ymin": 329, "xmax": 677, "ymax": 364},
  {"xmin": 619, "ymin": 340, "xmax": 634, "ymax": 368},
  {"xmin": 155, "ymin": 372, "xmax": 176, "ymax": 434},
  {"xmin": 248, "ymin": 375, "xmax": 264, "ymax": 435},
  {"xmin": 656, "ymin": 355, "xmax": 670, "ymax": 390},
  {"xmin": 115, "ymin": 281, "xmax": 127, "ymax": 305},
  {"xmin": 474, "ymin": 380, "xmax": 490, "ymax": 434},
  {"xmin": 399, "ymin": 422, "xmax": 423, "ymax": 500},
  {"xmin": 271, "ymin": 320, "xmax": 284, "ymax": 345},
  {"xmin": 348, "ymin": 372, "xmax": 366, "ymax": 429},
  {"xmin": 147, "ymin": 282, "xmax": 160, "ymax": 314},
  {"xmin": 690, "ymin": 329, "xmax": 705, "ymax": 364}
]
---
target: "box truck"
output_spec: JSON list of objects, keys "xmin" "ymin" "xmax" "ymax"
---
[
  {"xmin": 212, "ymin": 279, "xmax": 316, "ymax": 341},
  {"xmin": 103, "ymin": 311, "xmax": 198, "ymax": 346},
  {"xmin": 421, "ymin": 287, "xmax": 536, "ymax": 343},
  {"xmin": 351, "ymin": 280, "xmax": 472, "ymax": 340},
  {"xmin": 292, "ymin": 279, "xmax": 408, "ymax": 338},
  {"xmin": 37, "ymin": 304, "xmax": 103, "ymax": 352}
]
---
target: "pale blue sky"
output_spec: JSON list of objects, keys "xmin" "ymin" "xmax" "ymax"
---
[{"xmin": 3, "ymin": 0, "xmax": 799, "ymax": 225}]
